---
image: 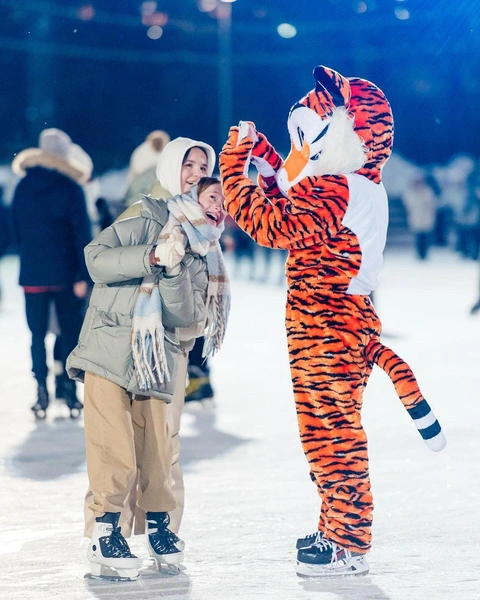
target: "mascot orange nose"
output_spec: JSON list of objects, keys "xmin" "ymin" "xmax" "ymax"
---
[{"xmin": 283, "ymin": 142, "xmax": 310, "ymax": 183}]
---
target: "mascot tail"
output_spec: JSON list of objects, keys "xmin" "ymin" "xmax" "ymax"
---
[{"xmin": 365, "ymin": 340, "xmax": 446, "ymax": 452}]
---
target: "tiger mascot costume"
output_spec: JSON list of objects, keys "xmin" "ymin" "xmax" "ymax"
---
[{"xmin": 219, "ymin": 65, "xmax": 446, "ymax": 578}]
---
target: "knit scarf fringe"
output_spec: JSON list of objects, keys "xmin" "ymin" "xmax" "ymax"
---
[{"xmin": 132, "ymin": 190, "xmax": 230, "ymax": 393}]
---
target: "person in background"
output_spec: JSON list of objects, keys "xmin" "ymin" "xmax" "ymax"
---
[
  {"xmin": 467, "ymin": 163, "xmax": 480, "ymax": 314},
  {"xmin": 0, "ymin": 188, "xmax": 12, "ymax": 306},
  {"xmin": 124, "ymin": 130, "xmax": 171, "ymax": 207},
  {"xmin": 402, "ymin": 173, "xmax": 438, "ymax": 260},
  {"xmin": 11, "ymin": 128, "xmax": 92, "ymax": 419}
]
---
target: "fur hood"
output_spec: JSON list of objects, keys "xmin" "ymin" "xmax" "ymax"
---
[{"xmin": 12, "ymin": 147, "xmax": 92, "ymax": 185}]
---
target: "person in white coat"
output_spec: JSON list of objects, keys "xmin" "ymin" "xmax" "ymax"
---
[{"xmin": 402, "ymin": 174, "xmax": 438, "ymax": 260}]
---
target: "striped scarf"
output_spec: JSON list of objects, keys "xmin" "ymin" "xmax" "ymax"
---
[{"xmin": 132, "ymin": 190, "xmax": 230, "ymax": 392}]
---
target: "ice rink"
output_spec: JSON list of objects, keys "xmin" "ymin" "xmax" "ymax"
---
[{"xmin": 0, "ymin": 249, "xmax": 479, "ymax": 600}]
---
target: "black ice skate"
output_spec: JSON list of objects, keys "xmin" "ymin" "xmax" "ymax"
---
[
  {"xmin": 296, "ymin": 538, "xmax": 369, "ymax": 578},
  {"xmin": 184, "ymin": 365, "xmax": 215, "ymax": 410},
  {"xmin": 296, "ymin": 530, "xmax": 323, "ymax": 549},
  {"xmin": 31, "ymin": 384, "xmax": 49, "ymax": 420},
  {"xmin": 146, "ymin": 512, "xmax": 184, "ymax": 574},
  {"xmin": 88, "ymin": 512, "xmax": 142, "ymax": 580},
  {"xmin": 55, "ymin": 373, "xmax": 67, "ymax": 400},
  {"xmin": 63, "ymin": 378, "xmax": 83, "ymax": 419}
]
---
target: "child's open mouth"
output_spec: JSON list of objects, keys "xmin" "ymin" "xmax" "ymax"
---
[{"xmin": 206, "ymin": 212, "xmax": 219, "ymax": 225}]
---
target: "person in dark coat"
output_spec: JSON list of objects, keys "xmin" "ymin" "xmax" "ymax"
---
[
  {"xmin": 0, "ymin": 188, "xmax": 13, "ymax": 305},
  {"xmin": 11, "ymin": 128, "xmax": 92, "ymax": 418}
]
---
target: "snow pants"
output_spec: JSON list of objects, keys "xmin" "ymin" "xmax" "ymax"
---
[{"xmin": 286, "ymin": 281, "xmax": 381, "ymax": 553}]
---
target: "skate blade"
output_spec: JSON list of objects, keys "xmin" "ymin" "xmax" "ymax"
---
[
  {"xmin": 151, "ymin": 554, "xmax": 184, "ymax": 575},
  {"xmin": 155, "ymin": 563, "xmax": 184, "ymax": 576},
  {"xmin": 90, "ymin": 563, "xmax": 139, "ymax": 581},
  {"xmin": 296, "ymin": 560, "xmax": 369, "ymax": 579}
]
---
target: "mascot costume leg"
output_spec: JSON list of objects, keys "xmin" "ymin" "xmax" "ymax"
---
[{"xmin": 219, "ymin": 65, "xmax": 446, "ymax": 578}]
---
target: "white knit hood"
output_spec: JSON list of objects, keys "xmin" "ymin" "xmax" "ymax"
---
[{"xmin": 155, "ymin": 137, "xmax": 216, "ymax": 196}]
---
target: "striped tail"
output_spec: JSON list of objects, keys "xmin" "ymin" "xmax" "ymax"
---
[{"xmin": 365, "ymin": 340, "xmax": 446, "ymax": 452}]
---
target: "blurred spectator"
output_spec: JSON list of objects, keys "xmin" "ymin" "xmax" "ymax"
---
[
  {"xmin": 123, "ymin": 130, "xmax": 170, "ymax": 207},
  {"xmin": 0, "ymin": 188, "xmax": 12, "ymax": 305},
  {"xmin": 11, "ymin": 128, "xmax": 92, "ymax": 419},
  {"xmin": 258, "ymin": 246, "xmax": 288, "ymax": 285},
  {"xmin": 95, "ymin": 197, "xmax": 114, "ymax": 231},
  {"xmin": 434, "ymin": 154, "xmax": 475, "ymax": 251},
  {"xmin": 228, "ymin": 217, "xmax": 256, "ymax": 280},
  {"xmin": 458, "ymin": 162, "xmax": 480, "ymax": 260},
  {"xmin": 402, "ymin": 174, "xmax": 438, "ymax": 260}
]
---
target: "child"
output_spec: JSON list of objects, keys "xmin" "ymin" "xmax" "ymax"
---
[{"xmin": 67, "ymin": 172, "xmax": 229, "ymax": 580}]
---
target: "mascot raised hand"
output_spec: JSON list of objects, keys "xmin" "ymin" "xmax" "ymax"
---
[{"xmin": 219, "ymin": 65, "xmax": 446, "ymax": 578}]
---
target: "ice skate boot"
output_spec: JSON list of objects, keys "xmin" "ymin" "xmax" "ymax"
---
[
  {"xmin": 146, "ymin": 511, "xmax": 184, "ymax": 574},
  {"xmin": 55, "ymin": 373, "xmax": 66, "ymax": 400},
  {"xmin": 296, "ymin": 530, "xmax": 323, "ymax": 549},
  {"xmin": 184, "ymin": 365, "xmax": 215, "ymax": 411},
  {"xmin": 88, "ymin": 512, "xmax": 141, "ymax": 580},
  {"xmin": 63, "ymin": 378, "xmax": 83, "ymax": 419},
  {"xmin": 296, "ymin": 538, "xmax": 369, "ymax": 578},
  {"xmin": 31, "ymin": 384, "xmax": 49, "ymax": 420}
]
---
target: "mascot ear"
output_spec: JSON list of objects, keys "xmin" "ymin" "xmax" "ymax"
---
[{"xmin": 313, "ymin": 65, "xmax": 350, "ymax": 108}]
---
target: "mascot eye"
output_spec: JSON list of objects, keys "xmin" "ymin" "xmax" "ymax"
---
[
  {"xmin": 297, "ymin": 127, "xmax": 305, "ymax": 145},
  {"xmin": 311, "ymin": 151, "xmax": 322, "ymax": 161}
]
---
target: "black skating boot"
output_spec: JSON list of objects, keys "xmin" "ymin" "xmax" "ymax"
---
[
  {"xmin": 55, "ymin": 374, "xmax": 66, "ymax": 400},
  {"xmin": 88, "ymin": 512, "xmax": 141, "ymax": 580},
  {"xmin": 146, "ymin": 511, "xmax": 184, "ymax": 573},
  {"xmin": 31, "ymin": 384, "xmax": 49, "ymax": 420},
  {"xmin": 296, "ymin": 538, "xmax": 369, "ymax": 578},
  {"xmin": 63, "ymin": 378, "xmax": 83, "ymax": 419},
  {"xmin": 184, "ymin": 365, "xmax": 215, "ymax": 410},
  {"xmin": 296, "ymin": 530, "xmax": 323, "ymax": 549}
]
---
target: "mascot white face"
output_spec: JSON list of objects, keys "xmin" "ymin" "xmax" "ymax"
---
[
  {"xmin": 277, "ymin": 104, "xmax": 332, "ymax": 195},
  {"xmin": 277, "ymin": 102, "xmax": 366, "ymax": 196}
]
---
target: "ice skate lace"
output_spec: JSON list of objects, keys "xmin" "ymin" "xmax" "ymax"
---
[
  {"xmin": 303, "ymin": 531, "xmax": 323, "ymax": 545},
  {"xmin": 312, "ymin": 539, "xmax": 349, "ymax": 565},
  {"xmin": 107, "ymin": 527, "xmax": 134, "ymax": 558}
]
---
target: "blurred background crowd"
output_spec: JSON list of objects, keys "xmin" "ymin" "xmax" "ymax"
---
[{"xmin": 0, "ymin": 0, "xmax": 479, "ymax": 409}]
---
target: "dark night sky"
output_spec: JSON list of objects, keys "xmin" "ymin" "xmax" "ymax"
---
[{"xmin": 1, "ymin": 0, "xmax": 479, "ymax": 173}]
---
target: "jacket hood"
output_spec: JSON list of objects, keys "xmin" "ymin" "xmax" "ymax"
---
[
  {"xmin": 129, "ymin": 130, "xmax": 171, "ymax": 179},
  {"xmin": 155, "ymin": 137, "xmax": 216, "ymax": 196},
  {"xmin": 12, "ymin": 147, "xmax": 92, "ymax": 184}
]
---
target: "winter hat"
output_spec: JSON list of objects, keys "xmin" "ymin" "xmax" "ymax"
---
[
  {"xmin": 39, "ymin": 128, "xmax": 72, "ymax": 159},
  {"xmin": 12, "ymin": 129, "xmax": 92, "ymax": 184},
  {"xmin": 129, "ymin": 130, "xmax": 171, "ymax": 179},
  {"xmin": 68, "ymin": 143, "xmax": 93, "ymax": 184},
  {"xmin": 155, "ymin": 137, "xmax": 216, "ymax": 197}
]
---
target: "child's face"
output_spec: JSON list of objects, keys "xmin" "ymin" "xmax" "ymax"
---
[
  {"xmin": 198, "ymin": 183, "xmax": 226, "ymax": 226},
  {"xmin": 181, "ymin": 148, "xmax": 209, "ymax": 193}
]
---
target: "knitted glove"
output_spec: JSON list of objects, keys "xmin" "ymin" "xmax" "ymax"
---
[{"xmin": 154, "ymin": 227, "xmax": 185, "ymax": 276}]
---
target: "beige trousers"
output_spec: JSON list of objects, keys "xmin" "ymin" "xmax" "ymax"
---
[{"xmin": 83, "ymin": 352, "xmax": 188, "ymax": 537}]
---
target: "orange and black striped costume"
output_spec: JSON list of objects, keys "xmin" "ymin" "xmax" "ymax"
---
[{"xmin": 219, "ymin": 66, "xmax": 446, "ymax": 554}]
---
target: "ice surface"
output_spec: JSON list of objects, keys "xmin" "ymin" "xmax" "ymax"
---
[{"xmin": 0, "ymin": 249, "xmax": 479, "ymax": 599}]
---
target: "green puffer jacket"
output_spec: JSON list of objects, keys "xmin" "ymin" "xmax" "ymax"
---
[{"xmin": 66, "ymin": 195, "xmax": 208, "ymax": 402}]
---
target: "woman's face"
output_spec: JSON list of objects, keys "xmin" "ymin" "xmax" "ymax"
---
[
  {"xmin": 198, "ymin": 183, "xmax": 226, "ymax": 226},
  {"xmin": 181, "ymin": 147, "xmax": 209, "ymax": 193}
]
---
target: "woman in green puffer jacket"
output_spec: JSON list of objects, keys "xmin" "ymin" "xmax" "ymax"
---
[{"xmin": 67, "ymin": 138, "xmax": 229, "ymax": 579}]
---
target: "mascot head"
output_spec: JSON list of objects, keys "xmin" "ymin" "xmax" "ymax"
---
[{"xmin": 277, "ymin": 65, "xmax": 394, "ymax": 194}]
